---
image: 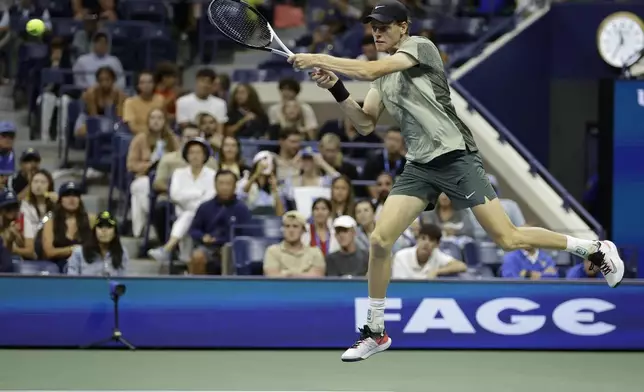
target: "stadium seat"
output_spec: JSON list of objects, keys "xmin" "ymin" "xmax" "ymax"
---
[
  {"xmin": 462, "ymin": 241, "xmax": 481, "ymax": 266},
  {"xmin": 230, "ymin": 216, "xmax": 282, "ymax": 240},
  {"xmin": 51, "ymin": 18, "xmax": 83, "ymax": 39},
  {"xmin": 232, "ymin": 236, "xmax": 280, "ymax": 275},
  {"xmin": 108, "ymin": 131, "xmax": 134, "ymax": 225},
  {"xmin": 121, "ymin": 0, "xmax": 169, "ymax": 23},
  {"xmin": 440, "ymin": 241, "xmax": 463, "ymax": 260},
  {"xmin": 18, "ymin": 260, "xmax": 60, "ymax": 275},
  {"xmin": 82, "ymin": 116, "xmax": 116, "ymax": 189},
  {"xmin": 435, "ymin": 17, "xmax": 485, "ymax": 43}
]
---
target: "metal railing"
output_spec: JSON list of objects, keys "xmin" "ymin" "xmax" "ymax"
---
[{"xmin": 449, "ymin": 79, "xmax": 604, "ymax": 239}]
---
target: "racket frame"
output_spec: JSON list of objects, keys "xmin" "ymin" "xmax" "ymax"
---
[{"xmin": 208, "ymin": 0, "xmax": 294, "ymax": 58}]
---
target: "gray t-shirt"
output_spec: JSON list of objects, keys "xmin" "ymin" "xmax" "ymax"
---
[
  {"xmin": 325, "ymin": 249, "xmax": 369, "ymax": 277},
  {"xmin": 371, "ymin": 36, "xmax": 478, "ymax": 163}
]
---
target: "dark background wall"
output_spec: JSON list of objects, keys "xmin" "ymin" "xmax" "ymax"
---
[{"xmin": 459, "ymin": 2, "xmax": 644, "ymax": 201}]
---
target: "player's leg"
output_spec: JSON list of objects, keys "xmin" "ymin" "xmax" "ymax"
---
[
  {"xmin": 448, "ymin": 152, "xmax": 624, "ymax": 287},
  {"xmin": 341, "ymin": 164, "xmax": 432, "ymax": 362}
]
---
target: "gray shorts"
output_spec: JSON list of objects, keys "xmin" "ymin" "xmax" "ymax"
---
[{"xmin": 390, "ymin": 150, "xmax": 497, "ymax": 210}]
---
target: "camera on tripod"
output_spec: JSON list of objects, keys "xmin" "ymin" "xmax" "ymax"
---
[{"xmin": 82, "ymin": 280, "xmax": 135, "ymax": 350}]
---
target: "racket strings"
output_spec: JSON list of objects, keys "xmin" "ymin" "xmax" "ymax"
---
[{"xmin": 208, "ymin": 0, "xmax": 272, "ymax": 48}]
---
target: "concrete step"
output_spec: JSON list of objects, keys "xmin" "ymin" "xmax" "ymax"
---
[
  {"xmin": 0, "ymin": 84, "xmax": 13, "ymax": 97},
  {"xmin": 128, "ymin": 258, "xmax": 162, "ymax": 276}
]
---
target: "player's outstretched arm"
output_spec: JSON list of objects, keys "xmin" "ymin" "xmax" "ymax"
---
[
  {"xmin": 289, "ymin": 53, "xmax": 418, "ymax": 81},
  {"xmin": 311, "ymin": 69, "xmax": 383, "ymax": 135}
]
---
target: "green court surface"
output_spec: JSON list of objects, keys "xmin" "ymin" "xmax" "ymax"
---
[{"xmin": 0, "ymin": 350, "xmax": 641, "ymax": 392}]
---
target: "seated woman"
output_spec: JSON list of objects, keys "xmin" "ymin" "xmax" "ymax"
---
[
  {"xmin": 289, "ymin": 147, "xmax": 338, "ymax": 189},
  {"xmin": 75, "ymin": 66, "xmax": 127, "ymax": 137},
  {"xmin": 148, "ymin": 138, "xmax": 216, "ymax": 263},
  {"xmin": 198, "ymin": 112, "xmax": 223, "ymax": 153},
  {"xmin": 225, "ymin": 83, "xmax": 269, "ymax": 139},
  {"xmin": 330, "ymin": 175, "xmax": 354, "ymax": 219},
  {"xmin": 127, "ymin": 108, "xmax": 179, "ymax": 237},
  {"xmin": 266, "ymin": 100, "xmax": 314, "ymax": 141},
  {"xmin": 67, "ymin": 211, "xmax": 128, "ymax": 276},
  {"xmin": 41, "ymin": 182, "xmax": 93, "ymax": 272},
  {"xmin": 237, "ymin": 151, "xmax": 285, "ymax": 216},
  {"xmin": 301, "ymin": 197, "xmax": 338, "ymax": 257},
  {"xmin": 354, "ymin": 199, "xmax": 376, "ymax": 252},
  {"xmin": 421, "ymin": 193, "xmax": 475, "ymax": 242},
  {"xmin": 218, "ymin": 136, "xmax": 248, "ymax": 179},
  {"xmin": 0, "ymin": 190, "xmax": 25, "ymax": 259},
  {"xmin": 17, "ymin": 169, "xmax": 57, "ymax": 259}
]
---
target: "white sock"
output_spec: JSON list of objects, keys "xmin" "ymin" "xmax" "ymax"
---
[
  {"xmin": 565, "ymin": 236, "xmax": 599, "ymax": 259},
  {"xmin": 367, "ymin": 297, "xmax": 386, "ymax": 333}
]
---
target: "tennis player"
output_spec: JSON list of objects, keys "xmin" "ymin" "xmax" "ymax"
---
[{"xmin": 288, "ymin": 0, "xmax": 625, "ymax": 362}]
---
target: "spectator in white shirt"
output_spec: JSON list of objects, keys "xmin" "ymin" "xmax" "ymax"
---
[
  {"xmin": 176, "ymin": 68, "xmax": 227, "ymax": 134},
  {"xmin": 72, "ymin": 32, "xmax": 125, "ymax": 89},
  {"xmin": 267, "ymin": 78, "xmax": 318, "ymax": 136},
  {"xmin": 392, "ymin": 224, "xmax": 467, "ymax": 280},
  {"xmin": 17, "ymin": 169, "xmax": 57, "ymax": 260},
  {"xmin": 148, "ymin": 138, "xmax": 216, "ymax": 264},
  {"xmin": 356, "ymin": 36, "xmax": 390, "ymax": 61}
]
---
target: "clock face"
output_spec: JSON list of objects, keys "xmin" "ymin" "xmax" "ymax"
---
[{"xmin": 597, "ymin": 13, "xmax": 644, "ymax": 68}]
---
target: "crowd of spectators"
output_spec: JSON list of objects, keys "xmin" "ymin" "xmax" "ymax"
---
[{"xmin": 0, "ymin": 0, "xmax": 596, "ymax": 281}]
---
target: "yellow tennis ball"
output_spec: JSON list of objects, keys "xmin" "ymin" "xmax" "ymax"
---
[{"xmin": 26, "ymin": 19, "xmax": 46, "ymax": 36}]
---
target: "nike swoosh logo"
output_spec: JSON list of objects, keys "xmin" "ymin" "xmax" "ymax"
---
[
  {"xmin": 465, "ymin": 191, "xmax": 475, "ymax": 199},
  {"xmin": 375, "ymin": 5, "xmax": 384, "ymax": 9}
]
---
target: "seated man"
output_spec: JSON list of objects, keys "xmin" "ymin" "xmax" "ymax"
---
[
  {"xmin": 392, "ymin": 224, "xmax": 467, "ymax": 280},
  {"xmin": 325, "ymin": 215, "xmax": 368, "ymax": 277},
  {"xmin": 189, "ymin": 170, "xmax": 252, "ymax": 275},
  {"xmin": 11, "ymin": 148, "xmax": 40, "ymax": 199},
  {"xmin": 501, "ymin": 234, "xmax": 558, "ymax": 279},
  {"xmin": 566, "ymin": 259, "xmax": 602, "ymax": 280},
  {"xmin": 263, "ymin": 211, "xmax": 325, "ymax": 278}
]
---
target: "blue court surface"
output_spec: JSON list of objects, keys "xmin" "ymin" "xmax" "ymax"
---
[{"xmin": 0, "ymin": 350, "xmax": 641, "ymax": 392}]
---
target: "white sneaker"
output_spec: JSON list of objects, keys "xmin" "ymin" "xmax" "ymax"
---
[
  {"xmin": 588, "ymin": 241, "xmax": 624, "ymax": 288},
  {"xmin": 341, "ymin": 325, "xmax": 392, "ymax": 362},
  {"xmin": 147, "ymin": 247, "xmax": 170, "ymax": 265}
]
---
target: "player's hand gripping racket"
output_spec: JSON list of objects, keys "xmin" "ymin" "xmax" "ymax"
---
[{"xmin": 207, "ymin": 0, "xmax": 317, "ymax": 72}]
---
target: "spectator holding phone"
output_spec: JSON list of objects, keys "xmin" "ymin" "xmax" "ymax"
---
[{"xmin": 18, "ymin": 169, "xmax": 56, "ymax": 260}]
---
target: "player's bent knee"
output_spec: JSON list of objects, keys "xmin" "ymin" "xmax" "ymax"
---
[
  {"xmin": 369, "ymin": 231, "xmax": 394, "ymax": 260},
  {"xmin": 491, "ymin": 227, "xmax": 522, "ymax": 251}
]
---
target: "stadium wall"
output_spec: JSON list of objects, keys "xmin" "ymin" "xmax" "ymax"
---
[{"xmin": 1, "ymin": 276, "xmax": 642, "ymax": 350}]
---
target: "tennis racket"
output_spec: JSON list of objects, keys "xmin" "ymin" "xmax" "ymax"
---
[{"xmin": 207, "ymin": 0, "xmax": 295, "ymax": 59}]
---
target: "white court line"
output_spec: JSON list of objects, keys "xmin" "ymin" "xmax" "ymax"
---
[{"xmin": 12, "ymin": 390, "xmax": 396, "ymax": 392}]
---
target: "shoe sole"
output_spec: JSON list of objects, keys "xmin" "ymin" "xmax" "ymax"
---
[
  {"xmin": 341, "ymin": 338, "xmax": 392, "ymax": 362},
  {"xmin": 603, "ymin": 241, "xmax": 625, "ymax": 288}
]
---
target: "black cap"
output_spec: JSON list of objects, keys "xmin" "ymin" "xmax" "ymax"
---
[
  {"xmin": 363, "ymin": 0, "xmax": 409, "ymax": 24},
  {"xmin": 20, "ymin": 148, "xmax": 41, "ymax": 162},
  {"xmin": 182, "ymin": 137, "xmax": 212, "ymax": 164},
  {"xmin": 58, "ymin": 181, "xmax": 82, "ymax": 197},
  {"xmin": 95, "ymin": 211, "xmax": 117, "ymax": 228},
  {"xmin": 0, "ymin": 189, "xmax": 19, "ymax": 209}
]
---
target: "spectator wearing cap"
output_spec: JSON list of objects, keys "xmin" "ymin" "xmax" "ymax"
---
[
  {"xmin": 151, "ymin": 126, "xmax": 217, "ymax": 241},
  {"xmin": 288, "ymin": 146, "xmax": 338, "ymax": 189},
  {"xmin": 0, "ymin": 189, "xmax": 25, "ymax": 257},
  {"xmin": 392, "ymin": 224, "xmax": 467, "ymax": 280},
  {"xmin": 237, "ymin": 151, "xmax": 285, "ymax": 216},
  {"xmin": 0, "ymin": 121, "xmax": 16, "ymax": 182},
  {"xmin": 189, "ymin": 170, "xmax": 252, "ymax": 275},
  {"xmin": 127, "ymin": 108, "xmax": 179, "ymax": 237},
  {"xmin": 11, "ymin": 148, "xmax": 41, "ymax": 199},
  {"xmin": 42, "ymin": 182, "xmax": 93, "ymax": 272},
  {"xmin": 19, "ymin": 169, "xmax": 56, "ymax": 260},
  {"xmin": 467, "ymin": 174, "xmax": 526, "ymax": 241},
  {"xmin": 72, "ymin": 32, "xmax": 125, "ymax": 89},
  {"xmin": 148, "ymin": 138, "xmax": 216, "ymax": 264},
  {"xmin": 267, "ymin": 78, "xmax": 318, "ymax": 136},
  {"xmin": 263, "ymin": 211, "xmax": 325, "ymax": 278},
  {"xmin": 67, "ymin": 211, "xmax": 128, "ymax": 276},
  {"xmin": 325, "ymin": 215, "xmax": 368, "ymax": 277}
]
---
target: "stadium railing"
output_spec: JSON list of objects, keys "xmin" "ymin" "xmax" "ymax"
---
[{"xmin": 449, "ymin": 79, "xmax": 605, "ymax": 239}]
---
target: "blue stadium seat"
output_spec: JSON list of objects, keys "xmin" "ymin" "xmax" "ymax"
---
[
  {"xmin": 51, "ymin": 18, "xmax": 83, "ymax": 39},
  {"xmin": 81, "ymin": 116, "xmax": 116, "ymax": 190},
  {"xmin": 19, "ymin": 260, "xmax": 60, "ymax": 275},
  {"xmin": 108, "ymin": 131, "xmax": 134, "ymax": 224},
  {"xmin": 435, "ymin": 17, "xmax": 485, "ymax": 43},
  {"xmin": 230, "ymin": 216, "xmax": 282, "ymax": 239},
  {"xmin": 440, "ymin": 241, "xmax": 463, "ymax": 260},
  {"xmin": 121, "ymin": 0, "xmax": 169, "ymax": 23},
  {"xmin": 462, "ymin": 241, "xmax": 481, "ymax": 266},
  {"xmin": 44, "ymin": 0, "xmax": 73, "ymax": 17},
  {"xmin": 232, "ymin": 236, "xmax": 280, "ymax": 275},
  {"xmin": 232, "ymin": 69, "xmax": 260, "ymax": 83}
]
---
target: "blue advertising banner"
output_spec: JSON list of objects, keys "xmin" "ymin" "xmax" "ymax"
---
[
  {"xmin": 1, "ymin": 276, "xmax": 643, "ymax": 350},
  {"xmin": 613, "ymin": 81, "xmax": 644, "ymax": 276}
]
